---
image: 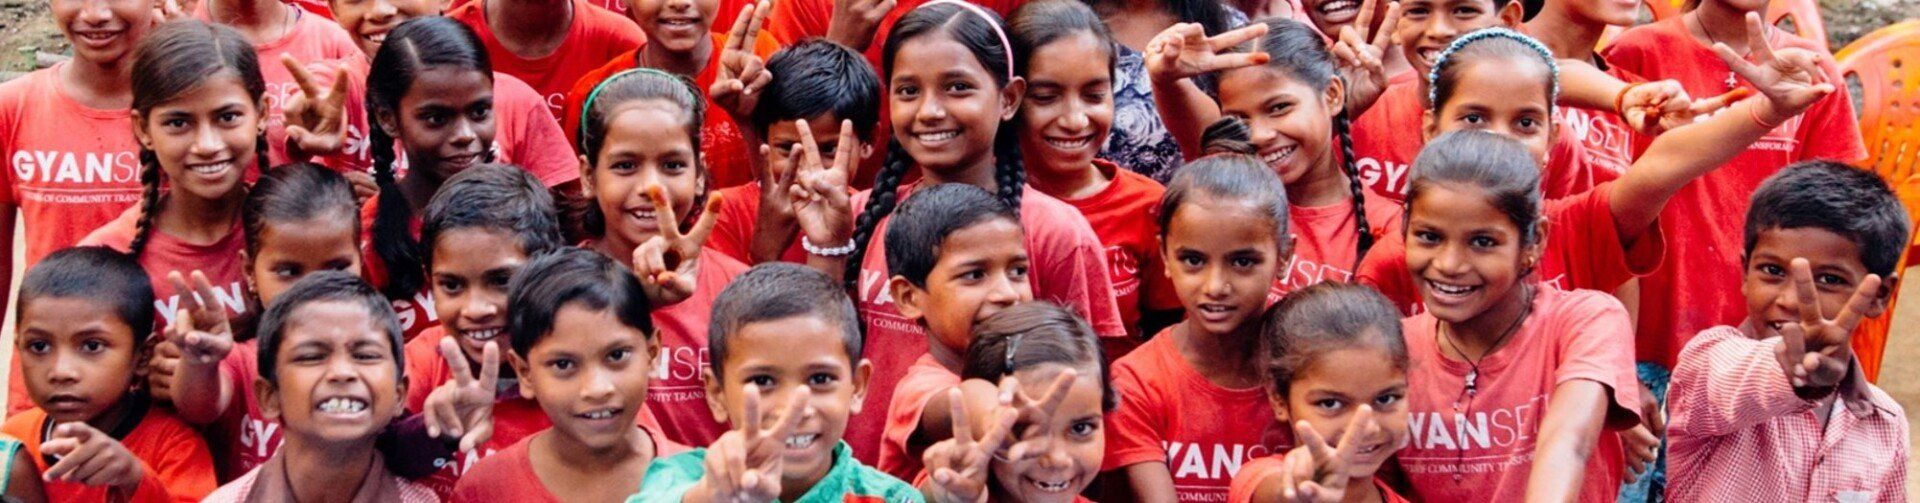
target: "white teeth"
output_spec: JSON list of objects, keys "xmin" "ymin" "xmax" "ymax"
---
[
  {"xmin": 1262, "ymin": 146, "xmax": 1297, "ymax": 167},
  {"xmin": 1321, "ymin": 0, "xmax": 1358, "ymax": 14},
  {"xmin": 915, "ymin": 131, "xmax": 959, "ymax": 143},
  {"xmin": 366, "ymin": 32, "xmax": 386, "ymax": 42},
  {"xmin": 1199, "ymin": 304, "xmax": 1233, "ymax": 313},
  {"xmin": 465, "ymin": 328, "xmax": 501, "ymax": 341},
  {"xmin": 189, "ymin": 162, "xmax": 231, "ymax": 175},
  {"xmin": 1045, "ymin": 137, "xmax": 1092, "ymax": 150},
  {"xmin": 785, "ymin": 434, "xmax": 817, "ymax": 449},
  {"xmin": 661, "ymin": 19, "xmax": 696, "ymax": 26},
  {"xmin": 1032, "ymin": 480, "xmax": 1070, "ymax": 492},
  {"xmin": 629, "ymin": 209, "xmax": 657, "ymax": 221},
  {"xmin": 1430, "ymin": 282, "xmax": 1475, "ymax": 296},
  {"xmin": 582, "ymin": 410, "xmax": 616, "ymax": 419},
  {"xmin": 318, "ymin": 397, "xmax": 368, "ymax": 413}
]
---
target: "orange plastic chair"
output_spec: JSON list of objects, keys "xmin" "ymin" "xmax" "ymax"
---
[{"xmin": 1835, "ymin": 21, "xmax": 1920, "ymax": 382}]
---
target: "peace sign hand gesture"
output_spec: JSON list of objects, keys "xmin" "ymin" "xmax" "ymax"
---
[
  {"xmin": 1271, "ymin": 405, "xmax": 1380, "ymax": 503},
  {"xmin": 921, "ymin": 389, "xmax": 1017, "ymax": 503},
  {"xmin": 423, "ymin": 337, "xmax": 501, "ymax": 452},
  {"xmin": 280, "ymin": 54, "xmax": 353, "ymax": 157},
  {"xmin": 1145, "ymin": 23, "xmax": 1271, "ymax": 85},
  {"xmin": 633, "ymin": 185, "xmax": 724, "ymax": 307},
  {"xmin": 786, "ymin": 119, "xmax": 858, "ymax": 252},
  {"xmin": 1713, "ymin": 12, "xmax": 1834, "ymax": 121},
  {"xmin": 165, "ymin": 270, "xmax": 234, "ymax": 367},
  {"xmin": 1329, "ymin": 0, "xmax": 1400, "ymax": 117},
  {"xmin": 1774, "ymin": 257, "xmax": 1881, "ymax": 391},
  {"xmin": 711, "ymin": 0, "xmax": 775, "ymax": 122},
  {"xmin": 690, "ymin": 385, "xmax": 808, "ymax": 503}
]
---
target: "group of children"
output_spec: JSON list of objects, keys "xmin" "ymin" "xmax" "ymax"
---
[{"xmin": 0, "ymin": 0, "xmax": 1904, "ymax": 497}]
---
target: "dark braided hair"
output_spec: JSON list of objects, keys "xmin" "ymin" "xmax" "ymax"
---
[
  {"xmin": 847, "ymin": 1, "xmax": 1025, "ymax": 293},
  {"xmin": 1247, "ymin": 19, "xmax": 1374, "ymax": 261},
  {"xmin": 128, "ymin": 21, "xmax": 268, "ymax": 257}
]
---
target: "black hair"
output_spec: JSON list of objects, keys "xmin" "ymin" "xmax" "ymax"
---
[
  {"xmin": 245, "ymin": 162, "xmax": 358, "ymax": 264},
  {"xmin": 1745, "ymin": 160, "xmax": 1914, "ymax": 277},
  {"xmin": 506, "ymin": 248, "xmax": 655, "ymax": 357},
  {"xmin": 1087, "ymin": 0, "xmax": 1234, "ymax": 38},
  {"xmin": 419, "ymin": 163, "xmax": 565, "ymax": 272},
  {"xmin": 962, "ymin": 302, "xmax": 1115, "ymax": 411},
  {"xmin": 1157, "ymin": 118, "xmax": 1292, "ymax": 252},
  {"xmin": 884, "ymin": 183, "xmax": 1021, "ymax": 287},
  {"xmin": 1234, "ymin": 19, "xmax": 1373, "ymax": 261},
  {"xmin": 576, "ymin": 68, "xmax": 709, "ymax": 238},
  {"xmin": 1258, "ymin": 282, "xmax": 1406, "ymax": 397},
  {"xmin": 748, "ymin": 40, "xmax": 881, "ymax": 139},
  {"xmin": 19, "ymin": 247, "xmax": 157, "ymax": 341},
  {"xmin": 1010, "ymin": 0, "xmax": 1116, "ymax": 79},
  {"xmin": 850, "ymin": 2, "xmax": 1026, "ymax": 291},
  {"xmin": 364, "ymin": 16, "xmax": 495, "ymax": 299},
  {"xmin": 707, "ymin": 263, "xmax": 862, "ymax": 382},
  {"xmin": 255, "ymin": 271, "xmax": 405, "ymax": 383},
  {"xmin": 129, "ymin": 20, "xmax": 268, "ymax": 257},
  {"xmin": 1406, "ymin": 130, "xmax": 1543, "ymax": 246},
  {"xmin": 1428, "ymin": 28, "xmax": 1558, "ymax": 115}
]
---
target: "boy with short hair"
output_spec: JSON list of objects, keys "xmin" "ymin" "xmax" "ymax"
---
[
  {"xmin": 1665, "ymin": 161, "xmax": 1911, "ymax": 502},
  {"xmin": 634, "ymin": 263, "xmax": 920, "ymax": 501}
]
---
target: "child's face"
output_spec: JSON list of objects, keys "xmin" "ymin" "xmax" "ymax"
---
[
  {"xmin": 17, "ymin": 297, "xmax": 140, "ymax": 425},
  {"xmin": 329, "ymin": 0, "xmax": 441, "ymax": 55},
  {"xmin": 1394, "ymin": 0, "xmax": 1519, "ymax": 77},
  {"xmin": 627, "ymin": 0, "xmax": 717, "ymax": 55},
  {"xmin": 583, "ymin": 102, "xmax": 704, "ymax": 248},
  {"xmin": 988, "ymin": 363, "xmax": 1104, "ymax": 503},
  {"xmin": 889, "ymin": 33, "xmax": 1024, "ymax": 177},
  {"xmin": 1017, "ymin": 33, "xmax": 1114, "ymax": 181},
  {"xmin": 1274, "ymin": 345, "xmax": 1409, "ymax": 478},
  {"xmin": 1565, "ymin": 0, "xmax": 1638, "ymax": 28},
  {"xmin": 251, "ymin": 217, "xmax": 363, "ymax": 305},
  {"xmin": 382, "ymin": 67, "xmax": 496, "ymax": 182},
  {"xmin": 1423, "ymin": 57, "xmax": 1554, "ymax": 166},
  {"xmin": 764, "ymin": 114, "xmax": 853, "ymax": 186},
  {"xmin": 1404, "ymin": 184, "xmax": 1541, "ymax": 323},
  {"xmin": 431, "ymin": 228, "xmax": 527, "ymax": 367},
  {"xmin": 1219, "ymin": 67, "xmax": 1341, "ymax": 189},
  {"xmin": 1163, "ymin": 200, "xmax": 1284, "ymax": 337},
  {"xmin": 1304, "ymin": 0, "xmax": 1388, "ymax": 42},
  {"xmin": 1741, "ymin": 227, "xmax": 1893, "ymax": 340},
  {"xmin": 704, "ymin": 315, "xmax": 871, "ymax": 493},
  {"xmin": 51, "ymin": 0, "xmax": 151, "ymax": 66},
  {"xmin": 893, "ymin": 218, "xmax": 1034, "ymax": 355},
  {"xmin": 513, "ymin": 304, "xmax": 659, "ymax": 452},
  {"xmin": 258, "ymin": 301, "xmax": 406, "ymax": 445},
  {"xmin": 133, "ymin": 74, "xmax": 260, "ymax": 204}
]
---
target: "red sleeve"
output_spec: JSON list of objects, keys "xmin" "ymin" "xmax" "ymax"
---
[
  {"xmin": 707, "ymin": 184, "xmax": 759, "ymax": 264},
  {"xmin": 1033, "ymin": 206, "xmax": 1128, "ymax": 338},
  {"xmin": 131, "ymin": 416, "xmax": 218, "ymax": 502},
  {"xmin": 1548, "ymin": 290, "xmax": 1643, "ymax": 429},
  {"xmin": 767, "ymin": 0, "xmax": 830, "ymax": 46},
  {"xmin": 1545, "ymin": 185, "xmax": 1664, "ymax": 293},
  {"xmin": 1355, "ymin": 232, "xmax": 1419, "ymax": 316},
  {"xmin": 403, "ymin": 331, "xmax": 448, "ymax": 413},
  {"xmin": 1792, "ymin": 56, "xmax": 1867, "ymax": 164},
  {"xmin": 1101, "ymin": 357, "xmax": 1167, "ymax": 471},
  {"xmin": 0, "ymin": 75, "xmax": 26, "ymax": 209},
  {"xmin": 501, "ymin": 75, "xmax": 583, "ymax": 187},
  {"xmin": 875, "ymin": 367, "xmax": 953, "ymax": 479}
]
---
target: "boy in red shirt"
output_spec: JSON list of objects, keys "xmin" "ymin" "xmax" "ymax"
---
[
  {"xmin": 448, "ymin": 0, "xmax": 645, "ymax": 120},
  {"xmin": 3, "ymin": 247, "xmax": 217, "ymax": 502}
]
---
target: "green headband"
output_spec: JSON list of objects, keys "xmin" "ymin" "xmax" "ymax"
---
[{"xmin": 576, "ymin": 67, "xmax": 685, "ymax": 153}]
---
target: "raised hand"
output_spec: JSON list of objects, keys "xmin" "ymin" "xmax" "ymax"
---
[
  {"xmin": 1616, "ymin": 80, "xmax": 1747, "ymax": 135},
  {"xmin": 691, "ymin": 385, "xmax": 807, "ymax": 503},
  {"xmin": 824, "ymin": 0, "xmax": 897, "ymax": 52},
  {"xmin": 280, "ymin": 54, "xmax": 353, "ymax": 156},
  {"xmin": 786, "ymin": 119, "xmax": 857, "ymax": 252},
  {"xmin": 147, "ymin": 339, "xmax": 182, "ymax": 403},
  {"xmin": 423, "ymin": 337, "xmax": 500, "ymax": 452},
  {"xmin": 1713, "ymin": 12, "xmax": 1833, "ymax": 120},
  {"xmin": 632, "ymin": 185, "xmax": 723, "ymax": 306},
  {"xmin": 1774, "ymin": 258, "xmax": 1881, "ymax": 390},
  {"xmin": 711, "ymin": 0, "xmax": 776, "ymax": 121},
  {"xmin": 1273, "ymin": 406, "xmax": 1377, "ymax": 503},
  {"xmin": 165, "ymin": 270, "xmax": 233, "ymax": 367},
  {"xmin": 921, "ymin": 389, "xmax": 1016, "ymax": 503},
  {"xmin": 1329, "ymin": 0, "xmax": 1400, "ymax": 117},
  {"xmin": 41, "ymin": 423, "xmax": 144, "ymax": 494},
  {"xmin": 1144, "ymin": 23, "xmax": 1271, "ymax": 84}
]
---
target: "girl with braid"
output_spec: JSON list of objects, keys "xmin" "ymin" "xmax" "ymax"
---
[{"xmin": 840, "ymin": 0, "xmax": 1125, "ymax": 464}]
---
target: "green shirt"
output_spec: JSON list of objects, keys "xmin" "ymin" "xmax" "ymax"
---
[{"xmin": 628, "ymin": 441, "xmax": 923, "ymax": 503}]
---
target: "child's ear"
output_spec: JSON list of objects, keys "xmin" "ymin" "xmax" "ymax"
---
[
  {"xmin": 1421, "ymin": 109, "xmax": 1438, "ymax": 143},
  {"xmin": 508, "ymin": 351, "xmax": 537, "ymax": 400},
  {"xmin": 1867, "ymin": 274, "xmax": 1901, "ymax": 318},
  {"xmin": 890, "ymin": 276, "xmax": 928, "ymax": 323},
  {"xmin": 1265, "ymin": 387, "xmax": 1291, "ymax": 424},
  {"xmin": 393, "ymin": 375, "xmax": 409, "ymax": 419},
  {"xmin": 848, "ymin": 359, "xmax": 874, "ymax": 415},
  {"xmin": 1497, "ymin": 0, "xmax": 1525, "ymax": 28},
  {"xmin": 701, "ymin": 367, "xmax": 730, "ymax": 424},
  {"xmin": 577, "ymin": 154, "xmax": 595, "ymax": 195},
  {"xmin": 1325, "ymin": 76, "xmax": 1348, "ymax": 117},
  {"xmin": 131, "ymin": 111, "xmax": 152, "ymax": 151},
  {"xmin": 1524, "ymin": 216, "xmax": 1550, "ymax": 269},
  {"xmin": 256, "ymin": 377, "xmax": 281, "ymax": 421},
  {"xmin": 998, "ymin": 76, "xmax": 1028, "ymax": 122},
  {"xmin": 375, "ymin": 109, "xmax": 400, "ymax": 139},
  {"xmin": 1279, "ymin": 233, "xmax": 1298, "ymax": 269},
  {"xmin": 240, "ymin": 250, "xmax": 256, "ymax": 291}
]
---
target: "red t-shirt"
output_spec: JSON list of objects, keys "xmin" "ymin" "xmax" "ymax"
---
[
  {"xmin": 0, "ymin": 65, "xmax": 143, "ymax": 268},
  {"xmin": 206, "ymin": 339, "xmax": 275, "ymax": 481},
  {"xmin": 356, "ymin": 200, "xmax": 438, "ymax": 340},
  {"xmin": 1270, "ymin": 192, "xmax": 1403, "ymax": 302},
  {"xmin": 766, "ymin": 0, "xmax": 1021, "ymax": 72},
  {"xmin": 1395, "ymin": 286, "xmax": 1641, "ymax": 503},
  {"xmin": 444, "ymin": 0, "xmax": 750, "ymax": 31},
  {"xmin": 707, "ymin": 181, "xmax": 809, "ymax": 265},
  {"xmin": 875, "ymin": 354, "xmax": 959, "ymax": 481},
  {"xmin": 846, "ymin": 184, "xmax": 1126, "ymax": 463},
  {"xmin": 559, "ymin": 32, "xmax": 779, "ymax": 189},
  {"xmin": 644, "ymin": 247, "xmax": 751, "ymax": 447},
  {"xmin": 1228, "ymin": 455, "xmax": 1410, "ymax": 503},
  {"xmin": 193, "ymin": 7, "xmax": 365, "ymax": 170},
  {"xmin": 449, "ymin": 0, "xmax": 646, "ymax": 120},
  {"xmin": 1356, "ymin": 182, "xmax": 1666, "ymax": 315},
  {"xmin": 449, "ymin": 425, "xmax": 685, "ymax": 503},
  {"xmin": 1056, "ymin": 161, "xmax": 1177, "ymax": 337},
  {"xmin": 1602, "ymin": 17, "xmax": 1866, "ymax": 368},
  {"xmin": 1348, "ymin": 72, "xmax": 1423, "ymax": 201},
  {"xmin": 3, "ymin": 405, "xmax": 219, "ymax": 502},
  {"xmin": 1102, "ymin": 331, "xmax": 1293, "ymax": 499}
]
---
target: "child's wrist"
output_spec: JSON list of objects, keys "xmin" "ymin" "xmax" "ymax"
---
[{"xmin": 1748, "ymin": 100, "xmax": 1786, "ymax": 130}]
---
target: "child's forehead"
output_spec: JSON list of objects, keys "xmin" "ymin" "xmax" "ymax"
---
[
  {"xmin": 19, "ymin": 296, "xmax": 138, "ymax": 335},
  {"xmin": 726, "ymin": 316, "xmax": 856, "ymax": 368},
  {"xmin": 1749, "ymin": 226, "xmax": 1867, "ymax": 268}
]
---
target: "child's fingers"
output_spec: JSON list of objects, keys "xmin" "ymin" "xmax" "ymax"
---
[
  {"xmin": 1294, "ymin": 421, "xmax": 1332, "ymax": 462},
  {"xmin": 795, "ymin": 118, "xmax": 825, "ymax": 174},
  {"xmin": 1789, "ymin": 258, "xmax": 1827, "ymax": 325},
  {"xmin": 1209, "ymin": 52, "xmax": 1271, "ymax": 71},
  {"xmin": 645, "ymin": 184, "xmax": 683, "ymax": 240},
  {"xmin": 190, "ymin": 270, "xmax": 224, "ymax": 320},
  {"xmin": 683, "ymin": 192, "xmax": 726, "ymax": 247},
  {"xmin": 1331, "ymin": 404, "xmax": 1375, "ymax": 462},
  {"xmin": 1353, "ymin": 0, "xmax": 1377, "ymax": 40},
  {"xmin": 762, "ymin": 391, "xmax": 808, "ymax": 442},
  {"xmin": 1711, "ymin": 43, "xmax": 1761, "ymax": 81},
  {"xmin": 740, "ymin": 383, "xmax": 764, "ymax": 435},
  {"xmin": 440, "ymin": 337, "xmax": 475, "ymax": 388},
  {"xmin": 947, "ymin": 389, "xmax": 974, "ymax": 450},
  {"xmin": 459, "ymin": 416, "xmax": 493, "ymax": 452},
  {"xmin": 165, "ymin": 271, "xmax": 196, "ymax": 312},
  {"xmin": 1831, "ymin": 274, "xmax": 1883, "ymax": 336},
  {"xmin": 1023, "ymin": 368, "xmax": 1078, "ymax": 418},
  {"xmin": 1207, "ymin": 23, "xmax": 1268, "ymax": 52},
  {"xmin": 478, "ymin": 341, "xmax": 502, "ymax": 390},
  {"xmin": 1372, "ymin": 2, "xmax": 1401, "ymax": 51},
  {"xmin": 1742, "ymin": 13, "xmax": 1776, "ymax": 63},
  {"xmin": 746, "ymin": 0, "xmax": 774, "ymax": 41},
  {"xmin": 1778, "ymin": 320, "xmax": 1809, "ymax": 372},
  {"xmin": 833, "ymin": 120, "xmax": 858, "ymax": 175},
  {"xmin": 281, "ymin": 54, "xmax": 324, "ymax": 99},
  {"xmin": 723, "ymin": 5, "xmax": 754, "ymax": 52}
]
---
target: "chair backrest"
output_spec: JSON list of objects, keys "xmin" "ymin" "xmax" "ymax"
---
[
  {"xmin": 1768, "ymin": 0, "xmax": 1827, "ymax": 51},
  {"xmin": 1836, "ymin": 21, "xmax": 1920, "ymax": 383},
  {"xmin": 1645, "ymin": 0, "xmax": 1681, "ymax": 21}
]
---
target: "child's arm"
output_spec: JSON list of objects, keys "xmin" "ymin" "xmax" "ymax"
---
[
  {"xmin": 787, "ymin": 120, "xmax": 859, "ymax": 282},
  {"xmin": 164, "ymin": 271, "xmax": 237, "ymax": 425},
  {"xmin": 1556, "ymin": 62, "xmax": 1736, "ymax": 136},
  {"xmin": 1143, "ymin": 23, "xmax": 1270, "ymax": 161},
  {"xmin": 1524, "ymin": 380, "xmax": 1611, "ymax": 502},
  {"xmin": 1327, "ymin": 0, "xmax": 1401, "ymax": 118},
  {"xmin": 4, "ymin": 439, "xmax": 45, "ymax": 503},
  {"xmin": 682, "ymin": 386, "xmax": 806, "ymax": 503},
  {"xmin": 822, "ymin": 0, "xmax": 893, "ymax": 52},
  {"xmin": 40, "ymin": 423, "xmax": 164, "ymax": 501}
]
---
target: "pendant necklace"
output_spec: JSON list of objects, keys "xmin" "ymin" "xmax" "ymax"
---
[
  {"xmin": 1438, "ymin": 284, "xmax": 1534, "ymax": 482},
  {"xmin": 1693, "ymin": 12, "xmax": 1767, "ymax": 90}
]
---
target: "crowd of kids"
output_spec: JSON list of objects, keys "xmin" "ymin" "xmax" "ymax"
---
[{"xmin": 0, "ymin": 0, "xmax": 1904, "ymax": 497}]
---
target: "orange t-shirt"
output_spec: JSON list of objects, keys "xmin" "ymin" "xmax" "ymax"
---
[
  {"xmin": 1102, "ymin": 330, "xmax": 1293, "ymax": 499},
  {"xmin": 3, "ymin": 404, "xmax": 218, "ymax": 502},
  {"xmin": 193, "ymin": 6, "xmax": 365, "ymax": 171},
  {"xmin": 0, "ymin": 65, "xmax": 143, "ymax": 268},
  {"xmin": 1228, "ymin": 455, "xmax": 1410, "ymax": 503},
  {"xmin": 559, "ymin": 32, "xmax": 780, "ymax": 189},
  {"xmin": 708, "ymin": 181, "xmax": 809, "ymax": 265},
  {"xmin": 449, "ymin": 0, "xmax": 646, "ymax": 121},
  {"xmin": 1055, "ymin": 161, "xmax": 1177, "ymax": 337},
  {"xmin": 875, "ymin": 354, "xmax": 959, "ymax": 481},
  {"xmin": 642, "ymin": 246, "xmax": 751, "ymax": 447},
  {"xmin": 1269, "ymin": 192, "xmax": 1403, "ymax": 302}
]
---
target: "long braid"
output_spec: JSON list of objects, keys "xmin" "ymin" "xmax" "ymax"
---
[
  {"xmin": 991, "ymin": 129, "xmax": 1023, "ymax": 218},
  {"xmin": 1334, "ymin": 111, "xmax": 1373, "ymax": 266},
  {"xmin": 843, "ymin": 140, "xmax": 914, "ymax": 294},
  {"xmin": 368, "ymin": 125, "xmax": 424, "ymax": 298},
  {"xmin": 254, "ymin": 133, "xmax": 269, "ymax": 178},
  {"xmin": 127, "ymin": 149, "xmax": 163, "ymax": 257}
]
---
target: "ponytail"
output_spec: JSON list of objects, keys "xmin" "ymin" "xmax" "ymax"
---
[{"xmin": 367, "ymin": 124, "xmax": 425, "ymax": 298}]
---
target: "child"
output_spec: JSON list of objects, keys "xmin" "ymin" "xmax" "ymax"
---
[
  {"xmin": 453, "ymin": 247, "xmax": 683, "ymax": 502},
  {"xmin": 1605, "ymin": 6, "xmax": 1870, "ymax": 374},
  {"xmin": 575, "ymin": 67, "xmax": 750, "ymax": 447},
  {"xmin": 710, "ymin": 39, "xmax": 880, "ymax": 266},
  {"xmin": 920, "ymin": 301, "xmax": 1112, "ymax": 503},
  {"xmin": 1101, "ymin": 125, "xmax": 1295, "ymax": 500},
  {"xmin": 560, "ymin": 0, "xmax": 780, "ymax": 189},
  {"xmin": 1389, "ymin": 131, "xmax": 1641, "ymax": 502},
  {"xmin": 875, "ymin": 183, "xmax": 1034, "ymax": 481},
  {"xmin": 1665, "ymin": 162, "xmax": 1910, "ymax": 502},
  {"xmin": 1010, "ymin": 0, "xmax": 1180, "ymax": 343},
  {"xmin": 191, "ymin": 0, "xmax": 365, "ymax": 168},
  {"xmin": 633, "ymin": 262, "xmax": 921, "ymax": 501},
  {"xmin": 447, "ymin": 0, "xmax": 643, "ymax": 119},
  {"xmin": 3, "ymin": 247, "xmax": 217, "ymax": 502},
  {"xmin": 1523, "ymin": 0, "xmax": 1644, "ymax": 177},
  {"xmin": 199, "ymin": 272, "xmax": 436, "ymax": 502},
  {"xmin": 847, "ymin": 0, "xmax": 1126, "ymax": 462},
  {"xmin": 1230, "ymin": 282, "xmax": 1410, "ymax": 503}
]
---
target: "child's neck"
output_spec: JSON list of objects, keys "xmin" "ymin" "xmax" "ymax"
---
[
  {"xmin": 1441, "ymin": 283, "xmax": 1534, "ymax": 357},
  {"xmin": 637, "ymin": 34, "xmax": 713, "ymax": 77},
  {"xmin": 72, "ymin": 392, "xmax": 138, "ymax": 434},
  {"xmin": 1173, "ymin": 320, "xmax": 1262, "ymax": 389},
  {"xmin": 59, "ymin": 55, "xmax": 133, "ymax": 110},
  {"xmin": 539, "ymin": 427, "xmax": 652, "ymax": 470},
  {"xmin": 530, "ymin": 427, "xmax": 654, "ymax": 500},
  {"xmin": 208, "ymin": 0, "xmax": 292, "ymax": 44},
  {"xmin": 1288, "ymin": 151, "xmax": 1352, "ymax": 208},
  {"xmin": 157, "ymin": 187, "xmax": 245, "ymax": 245},
  {"xmin": 1341, "ymin": 475, "xmax": 1385, "ymax": 503},
  {"xmin": 919, "ymin": 155, "xmax": 1000, "ymax": 194},
  {"xmin": 487, "ymin": 0, "xmax": 574, "ymax": 58},
  {"xmin": 278, "ymin": 436, "xmax": 379, "ymax": 502},
  {"xmin": 927, "ymin": 337, "xmax": 964, "ymax": 372},
  {"xmin": 1526, "ymin": 6, "xmax": 1608, "ymax": 61},
  {"xmin": 400, "ymin": 171, "xmax": 445, "ymax": 213},
  {"xmin": 1690, "ymin": 2, "xmax": 1762, "ymax": 54},
  {"xmin": 1027, "ymin": 160, "xmax": 1111, "ymax": 202}
]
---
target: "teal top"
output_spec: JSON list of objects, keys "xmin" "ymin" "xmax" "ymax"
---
[
  {"xmin": 629, "ymin": 441, "xmax": 923, "ymax": 503},
  {"xmin": 0, "ymin": 436, "xmax": 18, "ymax": 494}
]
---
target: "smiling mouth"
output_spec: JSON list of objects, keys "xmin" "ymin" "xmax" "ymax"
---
[
  {"xmin": 659, "ymin": 18, "xmax": 699, "ymax": 28},
  {"xmin": 1261, "ymin": 145, "xmax": 1298, "ymax": 167},
  {"xmin": 1044, "ymin": 136, "xmax": 1094, "ymax": 151},
  {"xmin": 784, "ymin": 433, "xmax": 819, "ymax": 450},
  {"xmin": 1425, "ymin": 280, "xmax": 1480, "ymax": 301},
  {"xmin": 188, "ymin": 161, "xmax": 234, "ymax": 177},
  {"xmin": 317, "ymin": 397, "xmax": 369, "ymax": 414},
  {"xmin": 75, "ymin": 30, "xmax": 120, "ymax": 43},
  {"xmin": 1027, "ymin": 477, "xmax": 1073, "ymax": 493},
  {"xmin": 364, "ymin": 31, "xmax": 388, "ymax": 44},
  {"xmin": 1319, "ymin": 0, "xmax": 1359, "ymax": 18},
  {"xmin": 914, "ymin": 131, "xmax": 960, "ymax": 144},
  {"xmin": 578, "ymin": 408, "xmax": 620, "ymax": 420},
  {"xmin": 463, "ymin": 328, "xmax": 502, "ymax": 342}
]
